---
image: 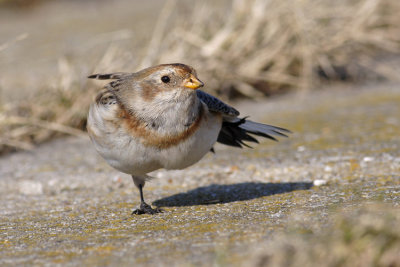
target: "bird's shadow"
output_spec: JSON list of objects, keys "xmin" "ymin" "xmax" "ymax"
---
[{"xmin": 153, "ymin": 181, "xmax": 313, "ymax": 207}]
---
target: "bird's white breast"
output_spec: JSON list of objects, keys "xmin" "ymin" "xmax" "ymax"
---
[
  {"xmin": 87, "ymin": 94, "xmax": 222, "ymax": 176},
  {"xmin": 157, "ymin": 107, "xmax": 222, "ymax": 170}
]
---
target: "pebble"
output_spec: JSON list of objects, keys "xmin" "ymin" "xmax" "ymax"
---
[
  {"xmin": 324, "ymin": 166, "xmax": 333, "ymax": 172},
  {"xmin": 363, "ymin": 157, "xmax": 374, "ymax": 162},
  {"xmin": 297, "ymin": 146, "xmax": 306, "ymax": 152},
  {"xmin": 313, "ymin": 179, "xmax": 328, "ymax": 186},
  {"xmin": 18, "ymin": 180, "xmax": 43, "ymax": 195}
]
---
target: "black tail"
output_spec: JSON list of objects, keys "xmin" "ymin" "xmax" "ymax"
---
[{"xmin": 217, "ymin": 118, "xmax": 291, "ymax": 148}]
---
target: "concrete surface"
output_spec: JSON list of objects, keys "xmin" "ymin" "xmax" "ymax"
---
[{"xmin": 1, "ymin": 82, "xmax": 399, "ymax": 266}]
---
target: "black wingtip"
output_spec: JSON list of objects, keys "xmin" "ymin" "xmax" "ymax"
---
[
  {"xmin": 261, "ymin": 125, "xmax": 292, "ymax": 135},
  {"xmin": 272, "ymin": 130, "xmax": 289, "ymax": 138},
  {"xmin": 231, "ymin": 108, "xmax": 240, "ymax": 117},
  {"xmin": 263, "ymin": 134, "xmax": 278, "ymax": 142},
  {"xmin": 88, "ymin": 73, "xmax": 118, "ymax": 80},
  {"xmin": 88, "ymin": 73, "xmax": 112, "ymax": 80},
  {"xmin": 275, "ymin": 126, "xmax": 292, "ymax": 134}
]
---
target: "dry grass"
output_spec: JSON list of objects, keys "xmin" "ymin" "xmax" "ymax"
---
[
  {"xmin": 1, "ymin": 0, "xmax": 400, "ymax": 153},
  {"xmin": 157, "ymin": 0, "xmax": 400, "ymax": 97}
]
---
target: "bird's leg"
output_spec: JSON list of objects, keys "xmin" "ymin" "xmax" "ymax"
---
[{"xmin": 131, "ymin": 179, "xmax": 162, "ymax": 215}]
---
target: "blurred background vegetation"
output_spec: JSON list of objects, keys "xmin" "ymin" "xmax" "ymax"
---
[{"xmin": 0, "ymin": 0, "xmax": 400, "ymax": 154}]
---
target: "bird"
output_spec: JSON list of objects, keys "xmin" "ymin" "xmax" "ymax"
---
[{"xmin": 87, "ymin": 63, "xmax": 290, "ymax": 215}]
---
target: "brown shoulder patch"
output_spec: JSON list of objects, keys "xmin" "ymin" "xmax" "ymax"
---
[{"xmin": 119, "ymin": 104, "xmax": 204, "ymax": 149}]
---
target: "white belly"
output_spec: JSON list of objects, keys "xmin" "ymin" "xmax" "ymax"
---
[
  {"xmin": 88, "ymin": 107, "xmax": 222, "ymax": 175},
  {"xmin": 159, "ymin": 113, "xmax": 222, "ymax": 170}
]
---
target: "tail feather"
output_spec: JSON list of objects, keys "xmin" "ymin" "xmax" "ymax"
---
[
  {"xmin": 217, "ymin": 119, "xmax": 259, "ymax": 148},
  {"xmin": 239, "ymin": 120, "xmax": 291, "ymax": 138},
  {"xmin": 217, "ymin": 118, "xmax": 290, "ymax": 148}
]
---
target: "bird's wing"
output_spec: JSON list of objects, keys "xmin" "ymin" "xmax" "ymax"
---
[
  {"xmin": 196, "ymin": 90, "xmax": 290, "ymax": 147},
  {"xmin": 216, "ymin": 118, "xmax": 291, "ymax": 148},
  {"xmin": 88, "ymin": 72, "xmax": 132, "ymax": 80},
  {"xmin": 196, "ymin": 90, "xmax": 240, "ymax": 117}
]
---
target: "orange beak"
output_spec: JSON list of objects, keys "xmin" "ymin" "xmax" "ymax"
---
[{"xmin": 183, "ymin": 74, "xmax": 204, "ymax": 89}]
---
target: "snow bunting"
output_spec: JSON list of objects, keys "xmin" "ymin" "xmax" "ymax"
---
[{"xmin": 87, "ymin": 63, "xmax": 290, "ymax": 214}]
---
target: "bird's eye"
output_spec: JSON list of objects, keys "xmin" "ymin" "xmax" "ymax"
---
[{"xmin": 161, "ymin": 76, "xmax": 170, "ymax": 83}]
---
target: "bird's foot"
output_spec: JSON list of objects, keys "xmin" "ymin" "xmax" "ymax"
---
[{"xmin": 132, "ymin": 202, "xmax": 163, "ymax": 215}]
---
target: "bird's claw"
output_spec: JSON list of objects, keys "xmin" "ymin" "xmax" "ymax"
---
[{"xmin": 132, "ymin": 202, "xmax": 163, "ymax": 215}]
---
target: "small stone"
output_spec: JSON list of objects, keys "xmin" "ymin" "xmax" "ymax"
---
[
  {"xmin": 18, "ymin": 180, "xmax": 43, "ymax": 195},
  {"xmin": 324, "ymin": 166, "xmax": 332, "ymax": 172},
  {"xmin": 297, "ymin": 146, "xmax": 306, "ymax": 152},
  {"xmin": 156, "ymin": 172, "xmax": 165, "ymax": 179},
  {"xmin": 363, "ymin": 157, "xmax": 374, "ymax": 162},
  {"xmin": 112, "ymin": 175, "xmax": 122, "ymax": 183},
  {"xmin": 313, "ymin": 179, "xmax": 327, "ymax": 186}
]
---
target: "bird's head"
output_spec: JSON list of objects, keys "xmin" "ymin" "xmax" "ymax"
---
[
  {"xmin": 134, "ymin": 63, "xmax": 204, "ymax": 98},
  {"xmin": 89, "ymin": 63, "xmax": 204, "ymax": 116}
]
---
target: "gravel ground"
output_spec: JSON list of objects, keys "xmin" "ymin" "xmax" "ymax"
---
[{"xmin": 1, "ymin": 82, "xmax": 399, "ymax": 266}]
